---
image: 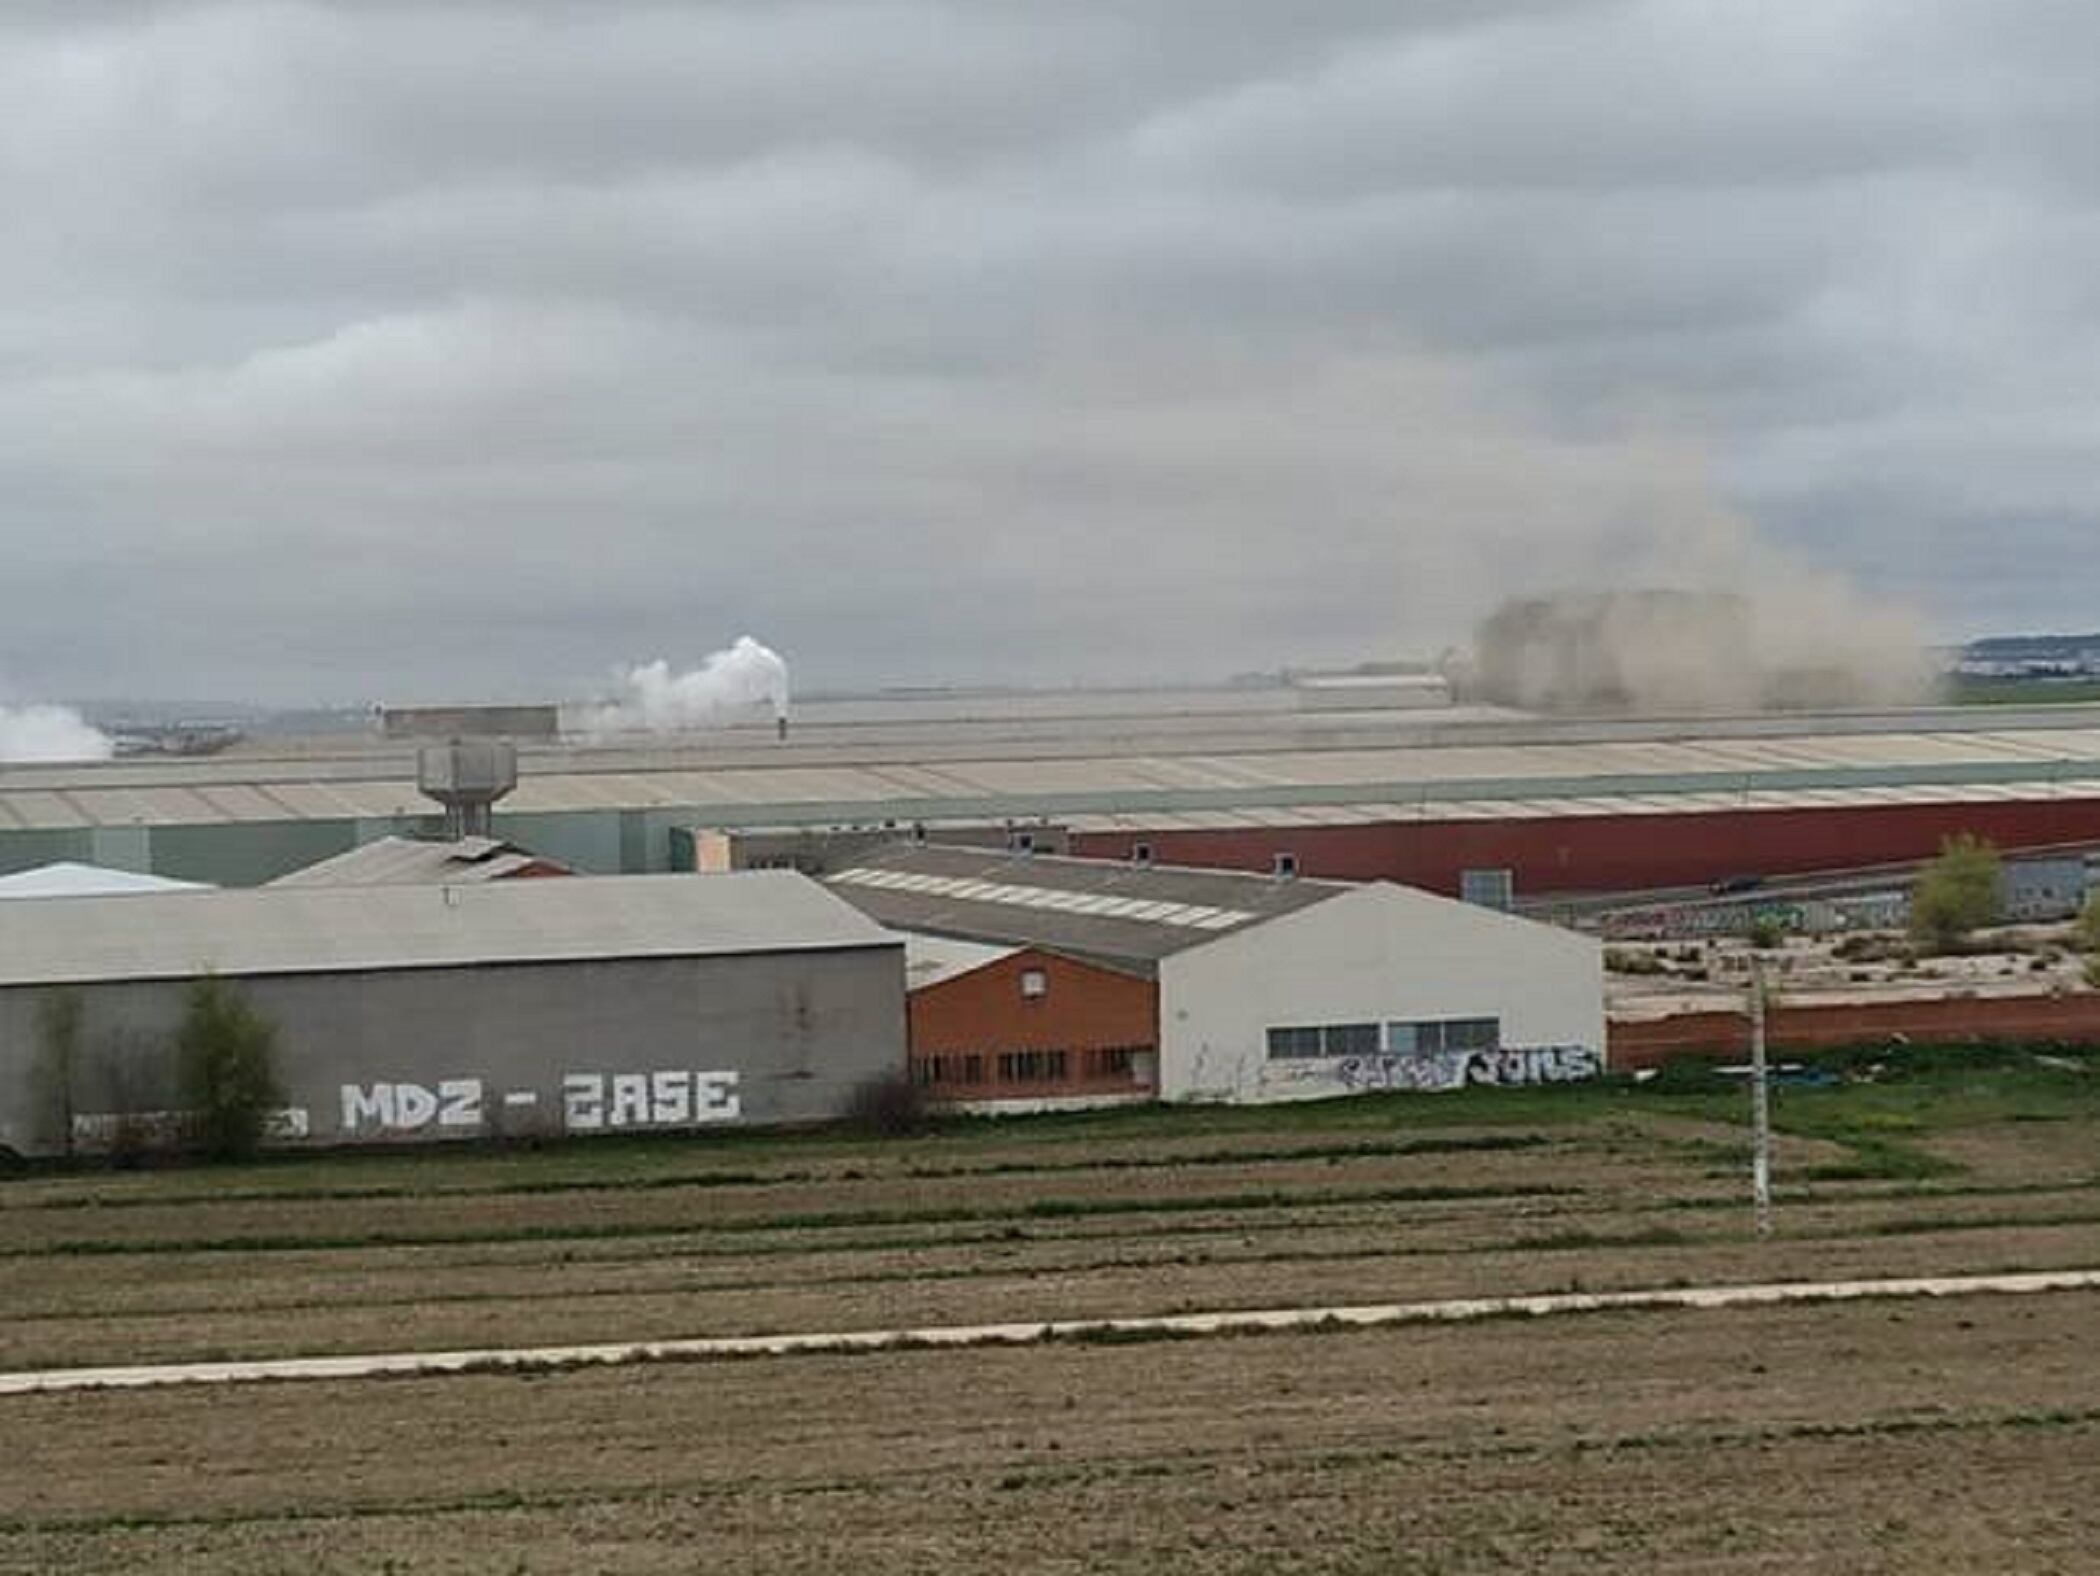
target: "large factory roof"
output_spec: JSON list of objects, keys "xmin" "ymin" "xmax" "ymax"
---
[
  {"xmin": 0, "ymin": 872, "xmax": 895, "ymax": 988},
  {"xmin": 825, "ymin": 844, "xmax": 1353, "ymax": 970},
  {"xmin": 9, "ymin": 709, "xmax": 2100, "ymax": 832}
]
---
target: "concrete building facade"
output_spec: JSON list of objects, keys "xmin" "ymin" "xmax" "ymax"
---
[{"xmin": 0, "ymin": 874, "xmax": 904, "ymax": 1157}]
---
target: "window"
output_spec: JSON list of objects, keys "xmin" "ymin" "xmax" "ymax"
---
[
  {"xmin": 1019, "ymin": 967, "xmax": 1047, "ymax": 999},
  {"xmin": 1266, "ymin": 1025, "xmax": 1324, "ymax": 1060},
  {"xmin": 1093, "ymin": 1046, "xmax": 1138, "ymax": 1079},
  {"xmin": 1272, "ymin": 851, "xmax": 1298, "ymax": 879},
  {"xmin": 1447, "ymin": 1017, "xmax": 1500, "ymax": 1051},
  {"xmin": 1386, "ymin": 1017, "xmax": 1501, "ymax": 1056},
  {"xmin": 1131, "ymin": 842, "xmax": 1154, "ymax": 867},
  {"xmin": 1460, "ymin": 868, "xmax": 1515, "ymax": 912},
  {"xmin": 996, "ymin": 1049, "xmax": 1068, "ymax": 1083},
  {"xmin": 1323, "ymin": 1023, "xmax": 1379, "ymax": 1056}
]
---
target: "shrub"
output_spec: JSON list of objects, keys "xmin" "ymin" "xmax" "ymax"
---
[
  {"xmin": 1604, "ymin": 947, "xmax": 1667, "ymax": 975},
  {"xmin": 176, "ymin": 977, "xmax": 284, "ymax": 1162},
  {"xmin": 844, "ymin": 1070, "xmax": 931, "ymax": 1137},
  {"xmin": 1909, "ymin": 834, "xmax": 2002, "ymax": 953}
]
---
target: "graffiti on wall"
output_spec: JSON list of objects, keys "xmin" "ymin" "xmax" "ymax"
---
[
  {"xmin": 1599, "ymin": 892, "xmax": 1913, "ymax": 941},
  {"xmin": 1264, "ymin": 1044, "xmax": 1600, "ymax": 1095},
  {"xmin": 339, "ymin": 1069, "xmax": 742, "ymax": 1136},
  {"xmin": 69, "ymin": 1106, "xmax": 311, "ymax": 1147}
]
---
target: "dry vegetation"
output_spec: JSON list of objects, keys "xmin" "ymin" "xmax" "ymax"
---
[{"xmin": 3, "ymin": 1050, "xmax": 2098, "ymax": 1572}]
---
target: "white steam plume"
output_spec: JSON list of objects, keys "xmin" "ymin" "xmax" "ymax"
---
[
  {"xmin": 0, "ymin": 703, "xmax": 115, "ymax": 763},
  {"xmin": 586, "ymin": 636, "xmax": 790, "ymax": 734}
]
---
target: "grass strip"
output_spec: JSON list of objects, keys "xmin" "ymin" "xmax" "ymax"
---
[{"xmin": 0, "ymin": 1181, "xmax": 1576, "ymax": 1261}]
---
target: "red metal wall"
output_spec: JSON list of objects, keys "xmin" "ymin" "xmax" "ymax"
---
[
  {"xmin": 1069, "ymin": 798, "xmax": 2100, "ymax": 897},
  {"xmin": 1610, "ymin": 992, "xmax": 2100, "ymax": 1069}
]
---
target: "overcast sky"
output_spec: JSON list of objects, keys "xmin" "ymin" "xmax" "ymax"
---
[{"xmin": 5, "ymin": 2, "xmax": 2099, "ymax": 704}]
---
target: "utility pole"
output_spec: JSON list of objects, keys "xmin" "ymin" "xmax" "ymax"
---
[{"xmin": 1748, "ymin": 952, "xmax": 1773, "ymax": 1239}]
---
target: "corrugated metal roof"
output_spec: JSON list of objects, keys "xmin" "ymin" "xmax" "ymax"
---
[
  {"xmin": 0, "ymin": 872, "xmax": 895, "ymax": 988},
  {"xmin": 825, "ymin": 844, "xmax": 1348, "ymax": 970},
  {"xmin": 269, "ymin": 836, "xmax": 568, "ymax": 888},
  {"xmin": 10, "ymin": 719, "xmax": 2100, "ymax": 831}
]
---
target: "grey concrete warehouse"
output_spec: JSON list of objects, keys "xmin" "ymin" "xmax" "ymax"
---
[{"xmin": 0, "ymin": 873, "xmax": 903, "ymax": 1157}]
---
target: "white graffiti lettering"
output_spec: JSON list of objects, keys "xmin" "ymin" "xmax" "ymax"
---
[
  {"xmin": 437, "ymin": 1078, "xmax": 483, "ymax": 1128},
  {"xmin": 342, "ymin": 1071, "xmax": 744, "ymax": 1136},
  {"xmin": 1265, "ymin": 1045, "xmax": 1601, "ymax": 1096},
  {"xmin": 340, "ymin": 1079, "xmax": 485, "ymax": 1135},
  {"xmin": 563, "ymin": 1072, "xmax": 605, "ymax": 1130},
  {"xmin": 562, "ymin": 1070, "xmax": 742, "ymax": 1132},
  {"xmin": 341, "ymin": 1083, "xmax": 395, "ymax": 1130},
  {"xmin": 650, "ymin": 1069, "xmax": 691, "ymax": 1124}
]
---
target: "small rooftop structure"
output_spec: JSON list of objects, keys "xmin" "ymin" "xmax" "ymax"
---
[
  {"xmin": 0, "ymin": 871, "xmax": 892, "ymax": 988},
  {"xmin": 418, "ymin": 739, "xmax": 519, "ymax": 839},
  {"xmin": 826, "ymin": 843, "xmax": 1346, "ymax": 973},
  {"xmin": 270, "ymin": 835, "xmax": 569, "ymax": 888},
  {"xmin": 0, "ymin": 862, "xmax": 209, "ymax": 900}
]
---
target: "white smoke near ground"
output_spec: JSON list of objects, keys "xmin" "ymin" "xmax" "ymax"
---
[
  {"xmin": 0, "ymin": 703, "xmax": 116, "ymax": 763},
  {"xmin": 583, "ymin": 636, "xmax": 791, "ymax": 735}
]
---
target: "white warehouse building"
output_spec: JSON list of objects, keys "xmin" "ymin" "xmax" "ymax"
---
[
  {"xmin": 1162, "ymin": 880, "xmax": 1603, "ymax": 1102},
  {"xmin": 825, "ymin": 845, "xmax": 1603, "ymax": 1106}
]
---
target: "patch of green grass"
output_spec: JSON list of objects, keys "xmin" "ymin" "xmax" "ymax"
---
[
  {"xmin": 7, "ymin": 1132, "xmax": 1555, "ymax": 1213},
  {"xmin": 1946, "ymin": 676, "xmax": 2100, "ymax": 706},
  {"xmin": 0, "ymin": 1179, "xmax": 1578, "ymax": 1261}
]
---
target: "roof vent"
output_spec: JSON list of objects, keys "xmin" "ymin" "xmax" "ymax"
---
[{"xmin": 418, "ymin": 739, "xmax": 518, "ymax": 839}]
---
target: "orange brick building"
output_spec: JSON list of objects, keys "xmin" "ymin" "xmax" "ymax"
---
[{"xmin": 905, "ymin": 943, "xmax": 1158, "ymax": 1110}]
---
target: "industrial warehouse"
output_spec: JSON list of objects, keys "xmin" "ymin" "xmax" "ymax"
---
[
  {"xmin": 827, "ymin": 843, "xmax": 1604, "ymax": 1108},
  {"xmin": 0, "ymin": 873, "xmax": 904, "ymax": 1157},
  {"xmin": 2, "ymin": 691, "xmax": 2097, "ymax": 1155},
  {"xmin": 8, "ymin": 693, "xmax": 2100, "ymax": 901}
]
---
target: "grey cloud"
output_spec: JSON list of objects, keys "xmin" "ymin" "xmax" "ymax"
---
[{"xmin": 2, "ymin": 1, "xmax": 2098, "ymax": 703}]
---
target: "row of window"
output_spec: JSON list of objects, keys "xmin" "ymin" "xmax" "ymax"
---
[
  {"xmin": 913, "ymin": 1046, "xmax": 1151, "ymax": 1087},
  {"xmin": 1266, "ymin": 1017, "xmax": 1501, "ymax": 1061}
]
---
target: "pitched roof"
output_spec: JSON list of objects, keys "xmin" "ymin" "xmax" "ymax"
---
[
  {"xmin": 899, "ymin": 932, "xmax": 1021, "ymax": 990},
  {"xmin": 825, "ymin": 843, "xmax": 1347, "ymax": 972},
  {"xmin": 0, "ymin": 872, "xmax": 895, "ymax": 988},
  {"xmin": 269, "ymin": 835, "xmax": 568, "ymax": 887},
  {"xmin": 0, "ymin": 862, "xmax": 209, "ymax": 899}
]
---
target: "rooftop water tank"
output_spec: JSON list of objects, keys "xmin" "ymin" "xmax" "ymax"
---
[{"xmin": 417, "ymin": 739, "xmax": 518, "ymax": 839}]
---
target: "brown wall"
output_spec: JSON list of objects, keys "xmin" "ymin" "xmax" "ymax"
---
[
  {"xmin": 1610, "ymin": 992, "xmax": 2100, "ymax": 1069},
  {"xmin": 1068, "ymin": 798, "xmax": 2100, "ymax": 897},
  {"xmin": 907, "ymin": 948, "xmax": 1158, "ymax": 1102}
]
